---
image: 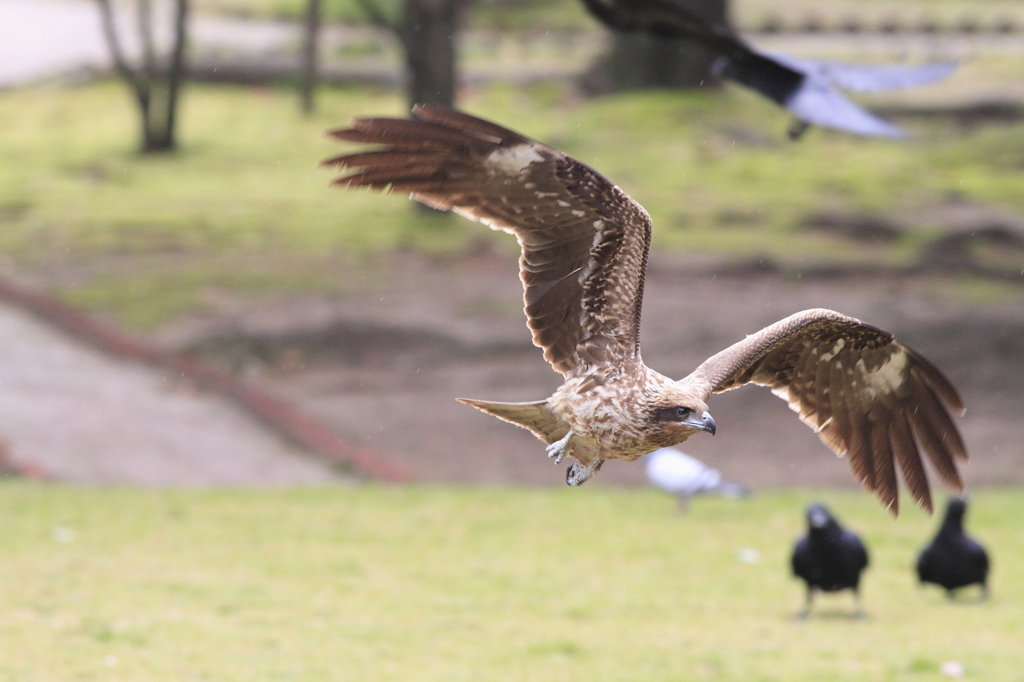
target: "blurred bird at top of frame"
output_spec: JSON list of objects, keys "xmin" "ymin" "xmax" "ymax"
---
[
  {"xmin": 916, "ymin": 497, "xmax": 990, "ymax": 600},
  {"xmin": 579, "ymin": 0, "xmax": 957, "ymax": 139},
  {"xmin": 791, "ymin": 503, "xmax": 869, "ymax": 618},
  {"xmin": 325, "ymin": 105, "xmax": 969, "ymax": 511},
  {"xmin": 643, "ymin": 447, "xmax": 749, "ymax": 512}
]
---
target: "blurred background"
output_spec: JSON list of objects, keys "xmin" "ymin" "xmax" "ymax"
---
[{"xmin": 0, "ymin": 0, "xmax": 1022, "ymax": 679}]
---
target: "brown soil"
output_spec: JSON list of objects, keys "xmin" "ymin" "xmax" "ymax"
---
[{"xmin": 159, "ymin": 249, "xmax": 1024, "ymax": 493}]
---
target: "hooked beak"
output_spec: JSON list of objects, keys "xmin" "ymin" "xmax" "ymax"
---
[{"xmin": 688, "ymin": 411, "xmax": 716, "ymax": 436}]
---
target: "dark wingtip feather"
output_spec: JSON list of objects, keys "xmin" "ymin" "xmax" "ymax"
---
[
  {"xmin": 889, "ymin": 413, "xmax": 933, "ymax": 515},
  {"xmin": 325, "ymin": 127, "xmax": 381, "ymax": 142},
  {"xmin": 908, "ymin": 402, "xmax": 965, "ymax": 494},
  {"xmin": 320, "ymin": 153, "xmax": 356, "ymax": 168},
  {"xmin": 412, "ymin": 104, "xmax": 526, "ymax": 145},
  {"xmin": 882, "ymin": 495, "xmax": 899, "ymax": 517},
  {"xmin": 910, "ymin": 350, "xmax": 966, "ymax": 416},
  {"xmin": 870, "ymin": 424, "xmax": 899, "ymax": 516}
]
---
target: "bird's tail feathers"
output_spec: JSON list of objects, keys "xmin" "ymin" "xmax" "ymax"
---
[{"xmin": 456, "ymin": 398, "xmax": 568, "ymax": 445}]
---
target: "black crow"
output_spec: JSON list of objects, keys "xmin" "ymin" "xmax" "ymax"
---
[
  {"xmin": 791, "ymin": 503, "xmax": 869, "ymax": 617},
  {"xmin": 916, "ymin": 498, "xmax": 990, "ymax": 599},
  {"xmin": 580, "ymin": 0, "xmax": 956, "ymax": 138}
]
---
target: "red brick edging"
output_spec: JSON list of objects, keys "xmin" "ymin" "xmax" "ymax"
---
[{"xmin": 0, "ymin": 275, "xmax": 410, "ymax": 482}]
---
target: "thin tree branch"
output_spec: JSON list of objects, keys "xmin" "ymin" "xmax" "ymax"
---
[
  {"xmin": 300, "ymin": 0, "xmax": 321, "ymax": 114},
  {"xmin": 138, "ymin": 0, "xmax": 157, "ymax": 83},
  {"xmin": 96, "ymin": 0, "xmax": 154, "ymax": 148},
  {"xmin": 137, "ymin": 0, "xmax": 157, "ymax": 141},
  {"xmin": 163, "ymin": 0, "xmax": 189, "ymax": 149},
  {"xmin": 95, "ymin": 0, "xmax": 142, "ymax": 91}
]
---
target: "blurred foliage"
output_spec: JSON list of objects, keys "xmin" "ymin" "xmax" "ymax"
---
[
  {"xmin": 2, "ymin": 80, "xmax": 1023, "ymax": 327},
  {"xmin": 0, "ymin": 482, "xmax": 1021, "ymax": 680}
]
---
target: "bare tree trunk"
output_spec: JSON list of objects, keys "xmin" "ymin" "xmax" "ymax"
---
[
  {"xmin": 354, "ymin": 0, "xmax": 472, "ymax": 110},
  {"xmin": 161, "ymin": 0, "xmax": 189, "ymax": 149},
  {"xmin": 95, "ymin": 0, "xmax": 190, "ymax": 153},
  {"xmin": 353, "ymin": 0, "xmax": 472, "ymax": 215},
  {"xmin": 585, "ymin": 0, "xmax": 728, "ymax": 93},
  {"xmin": 300, "ymin": 0, "xmax": 322, "ymax": 115},
  {"xmin": 403, "ymin": 0, "xmax": 463, "ymax": 109}
]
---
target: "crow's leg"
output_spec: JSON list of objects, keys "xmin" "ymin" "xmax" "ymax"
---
[
  {"xmin": 796, "ymin": 586, "xmax": 814, "ymax": 619},
  {"xmin": 546, "ymin": 431, "xmax": 573, "ymax": 465},
  {"xmin": 853, "ymin": 588, "xmax": 866, "ymax": 619},
  {"xmin": 787, "ymin": 119, "xmax": 811, "ymax": 140},
  {"xmin": 565, "ymin": 458, "xmax": 604, "ymax": 486}
]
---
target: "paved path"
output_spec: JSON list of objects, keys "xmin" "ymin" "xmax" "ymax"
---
[
  {"xmin": 0, "ymin": 0, "xmax": 110, "ymax": 88},
  {"xmin": 0, "ymin": 299, "xmax": 341, "ymax": 485},
  {"xmin": 0, "ymin": 0, "xmax": 304, "ymax": 89}
]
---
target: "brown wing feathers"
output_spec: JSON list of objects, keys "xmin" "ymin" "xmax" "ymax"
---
[
  {"xmin": 324, "ymin": 105, "xmax": 653, "ymax": 377},
  {"xmin": 694, "ymin": 310, "xmax": 967, "ymax": 514},
  {"xmin": 324, "ymin": 120, "xmax": 501, "ymax": 195}
]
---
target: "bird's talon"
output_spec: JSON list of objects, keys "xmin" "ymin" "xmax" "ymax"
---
[
  {"xmin": 546, "ymin": 431, "xmax": 573, "ymax": 464},
  {"xmin": 565, "ymin": 458, "xmax": 603, "ymax": 486}
]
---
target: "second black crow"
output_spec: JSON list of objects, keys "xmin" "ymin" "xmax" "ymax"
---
[
  {"xmin": 917, "ymin": 497, "xmax": 990, "ymax": 599},
  {"xmin": 791, "ymin": 503, "xmax": 869, "ymax": 617}
]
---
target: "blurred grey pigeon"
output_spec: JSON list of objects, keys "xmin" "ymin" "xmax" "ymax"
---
[
  {"xmin": 644, "ymin": 447, "xmax": 749, "ymax": 511},
  {"xmin": 580, "ymin": 0, "xmax": 956, "ymax": 139},
  {"xmin": 763, "ymin": 53, "xmax": 957, "ymax": 139}
]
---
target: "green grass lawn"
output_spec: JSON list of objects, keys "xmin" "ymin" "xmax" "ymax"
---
[
  {"xmin": 3, "ymin": 80, "xmax": 1024, "ymax": 327},
  {"xmin": 0, "ymin": 482, "xmax": 1019, "ymax": 681}
]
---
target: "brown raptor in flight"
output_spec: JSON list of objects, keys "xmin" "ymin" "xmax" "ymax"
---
[{"xmin": 323, "ymin": 105, "xmax": 968, "ymax": 514}]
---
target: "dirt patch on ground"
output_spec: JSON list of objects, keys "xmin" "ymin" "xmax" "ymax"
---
[{"xmin": 156, "ymin": 249, "xmax": 1024, "ymax": 493}]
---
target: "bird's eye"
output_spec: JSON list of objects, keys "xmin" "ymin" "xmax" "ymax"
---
[{"xmin": 655, "ymin": 406, "xmax": 693, "ymax": 422}]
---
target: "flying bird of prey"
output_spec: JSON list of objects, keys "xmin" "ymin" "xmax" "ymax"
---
[
  {"xmin": 323, "ymin": 105, "xmax": 969, "ymax": 513},
  {"xmin": 917, "ymin": 497, "xmax": 990, "ymax": 599},
  {"xmin": 791, "ymin": 503, "xmax": 869, "ymax": 618},
  {"xmin": 579, "ymin": 0, "xmax": 957, "ymax": 139}
]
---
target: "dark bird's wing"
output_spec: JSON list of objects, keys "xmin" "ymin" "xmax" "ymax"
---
[
  {"xmin": 791, "ymin": 537, "xmax": 814, "ymax": 581},
  {"xmin": 580, "ymin": 0, "xmax": 956, "ymax": 139},
  {"xmin": 843, "ymin": 530, "xmax": 870, "ymax": 571},
  {"xmin": 581, "ymin": 0, "xmax": 804, "ymax": 106},
  {"xmin": 323, "ymin": 105, "xmax": 653, "ymax": 377},
  {"xmin": 687, "ymin": 309, "xmax": 967, "ymax": 514}
]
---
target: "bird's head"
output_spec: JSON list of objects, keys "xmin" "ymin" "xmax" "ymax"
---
[
  {"xmin": 942, "ymin": 496, "xmax": 968, "ymax": 531},
  {"xmin": 645, "ymin": 383, "xmax": 716, "ymax": 446},
  {"xmin": 807, "ymin": 503, "xmax": 835, "ymax": 530}
]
